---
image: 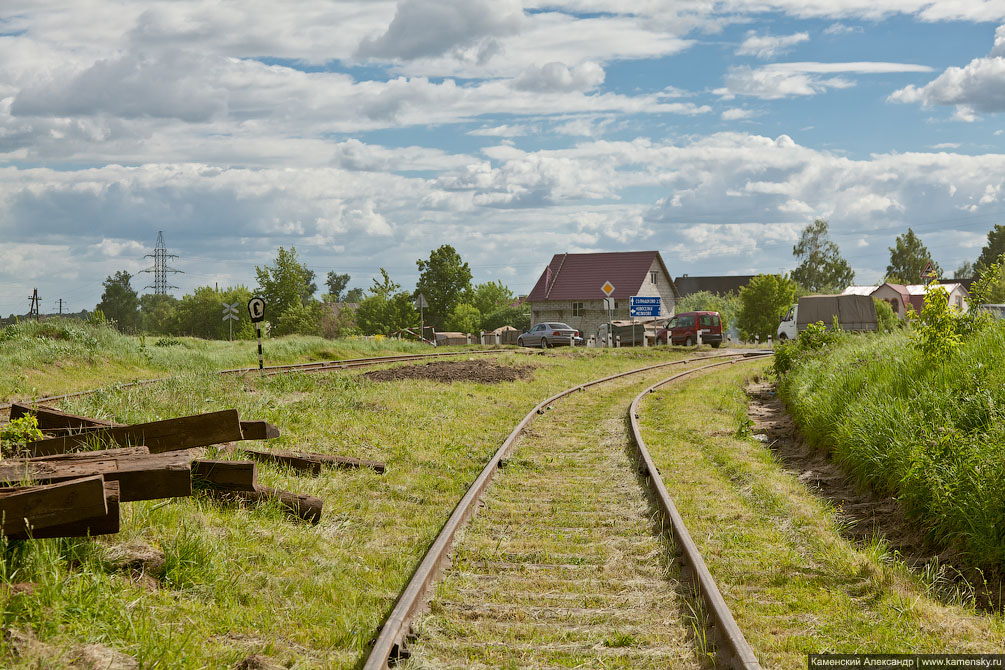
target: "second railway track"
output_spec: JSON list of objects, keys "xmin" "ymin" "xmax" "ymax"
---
[{"xmin": 367, "ymin": 351, "xmax": 769, "ymax": 670}]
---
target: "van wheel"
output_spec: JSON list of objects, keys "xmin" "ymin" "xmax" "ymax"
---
[
  {"xmin": 541, "ymin": 338, "xmax": 550, "ymax": 349},
  {"xmin": 685, "ymin": 336, "xmax": 694, "ymax": 347},
  {"xmin": 778, "ymin": 333, "xmax": 788, "ymax": 341}
]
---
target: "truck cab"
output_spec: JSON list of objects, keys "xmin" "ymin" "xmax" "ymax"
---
[{"xmin": 777, "ymin": 305, "xmax": 797, "ymax": 341}]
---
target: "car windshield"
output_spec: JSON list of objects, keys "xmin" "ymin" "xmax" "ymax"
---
[{"xmin": 548, "ymin": 323, "xmax": 572, "ymax": 330}]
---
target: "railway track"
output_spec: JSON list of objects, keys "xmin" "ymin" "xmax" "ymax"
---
[
  {"xmin": 366, "ymin": 351, "xmax": 770, "ymax": 670},
  {"xmin": 0, "ymin": 348, "xmax": 512, "ymax": 412}
]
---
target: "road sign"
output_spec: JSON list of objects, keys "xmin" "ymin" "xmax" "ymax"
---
[
  {"xmin": 922, "ymin": 261, "xmax": 938, "ymax": 279},
  {"xmin": 630, "ymin": 296, "xmax": 661, "ymax": 317},
  {"xmin": 415, "ymin": 293, "xmax": 428, "ymax": 310},
  {"xmin": 602, "ymin": 297, "xmax": 614, "ymax": 311},
  {"xmin": 601, "ymin": 281, "xmax": 615, "ymax": 297},
  {"xmin": 248, "ymin": 297, "xmax": 265, "ymax": 323},
  {"xmin": 222, "ymin": 302, "xmax": 239, "ymax": 321}
]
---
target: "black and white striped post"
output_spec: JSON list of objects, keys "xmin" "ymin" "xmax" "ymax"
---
[{"xmin": 248, "ymin": 297, "xmax": 266, "ymax": 375}]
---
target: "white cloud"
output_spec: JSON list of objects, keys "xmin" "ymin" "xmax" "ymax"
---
[
  {"xmin": 355, "ymin": 0, "xmax": 524, "ymax": 60},
  {"xmin": 736, "ymin": 31, "xmax": 809, "ymax": 59},
  {"xmin": 889, "ymin": 26, "xmax": 1005, "ymax": 117},
  {"xmin": 823, "ymin": 23, "xmax": 862, "ymax": 35},
  {"xmin": 721, "ymin": 107, "xmax": 758, "ymax": 120},
  {"xmin": 468, "ymin": 124, "xmax": 531, "ymax": 137},
  {"xmin": 514, "ymin": 62, "xmax": 605, "ymax": 93},
  {"xmin": 719, "ymin": 61, "xmax": 932, "ymax": 98}
]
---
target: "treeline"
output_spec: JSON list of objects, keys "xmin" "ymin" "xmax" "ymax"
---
[
  {"xmin": 93, "ymin": 245, "xmax": 529, "ymax": 339},
  {"xmin": 684, "ymin": 220, "xmax": 1005, "ymax": 342}
]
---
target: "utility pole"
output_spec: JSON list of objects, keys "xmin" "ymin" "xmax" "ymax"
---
[
  {"xmin": 58, "ymin": 298, "xmax": 63, "ymax": 315},
  {"xmin": 28, "ymin": 289, "xmax": 40, "ymax": 320}
]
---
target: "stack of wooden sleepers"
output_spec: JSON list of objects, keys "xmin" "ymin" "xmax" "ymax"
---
[{"xmin": 0, "ymin": 403, "xmax": 381, "ymax": 539}]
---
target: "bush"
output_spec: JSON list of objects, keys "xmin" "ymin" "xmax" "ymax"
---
[
  {"xmin": 873, "ymin": 298, "xmax": 899, "ymax": 333},
  {"xmin": 773, "ymin": 321, "xmax": 841, "ymax": 376}
]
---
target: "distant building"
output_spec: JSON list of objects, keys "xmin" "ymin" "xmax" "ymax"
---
[
  {"xmin": 526, "ymin": 251, "xmax": 679, "ymax": 338},
  {"xmin": 841, "ymin": 282, "xmax": 969, "ymax": 316},
  {"xmin": 673, "ymin": 275, "xmax": 755, "ymax": 298}
]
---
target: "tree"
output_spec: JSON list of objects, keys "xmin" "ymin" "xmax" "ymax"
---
[
  {"xmin": 174, "ymin": 285, "xmax": 252, "ymax": 339},
  {"xmin": 482, "ymin": 304, "xmax": 531, "ymax": 332},
  {"xmin": 445, "ymin": 303, "xmax": 482, "ymax": 333},
  {"xmin": 415, "ymin": 245, "xmax": 472, "ymax": 330},
  {"xmin": 790, "ymin": 219, "xmax": 854, "ymax": 292},
  {"xmin": 975, "ymin": 224, "xmax": 1005, "ymax": 274},
  {"xmin": 468, "ymin": 281, "xmax": 515, "ymax": 318},
  {"xmin": 737, "ymin": 274, "xmax": 796, "ymax": 341},
  {"xmin": 886, "ymin": 228, "xmax": 941, "ymax": 284},
  {"xmin": 97, "ymin": 271, "xmax": 140, "ymax": 332},
  {"xmin": 344, "ymin": 287, "xmax": 364, "ymax": 303},
  {"xmin": 325, "ymin": 271, "xmax": 351, "ymax": 301},
  {"xmin": 955, "ymin": 260, "xmax": 975, "ymax": 280},
  {"xmin": 255, "ymin": 247, "xmax": 317, "ymax": 316},
  {"xmin": 139, "ymin": 294, "xmax": 179, "ymax": 335},
  {"xmin": 355, "ymin": 269, "xmax": 418, "ymax": 335},
  {"xmin": 273, "ymin": 302, "xmax": 322, "ymax": 337}
]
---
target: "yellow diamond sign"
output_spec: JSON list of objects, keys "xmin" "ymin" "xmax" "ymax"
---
[{"xmin": 601, "ymin": 281, "xmax": 615, "ymax": 297}]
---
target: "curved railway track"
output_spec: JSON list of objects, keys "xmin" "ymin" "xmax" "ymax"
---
[
  {"xmin": 366, "ymin": 351, "xmax": 770, "ymax": 670},
  {"xmin": 0, "ymin": 348, "xmax": 513, "ymax": 412}
]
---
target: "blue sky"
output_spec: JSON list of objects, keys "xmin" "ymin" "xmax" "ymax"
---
[{"xmin": 2, "ymin": 0, "xmax": 1005, "ymax": 315}]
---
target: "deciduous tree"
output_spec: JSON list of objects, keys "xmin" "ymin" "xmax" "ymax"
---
[
  {"xmin": 415, "ymin": 245, "xmax": 472, "ymax": 330},
  {"xmin": 255, "ymin": 247, "xmax": 317, "ymax": 316},
  {"xmin": 790, "ymin": 219, "xmax": 854, "ymax": 292},
  {"xmin": 325, "ymin": 271, "xmax": 351, "ymax": 301},
  {"xmin": 355, "ymin": 269, "xmax": 418, "ymax": 335},
  {"xmin": 886, "ymin": 228, "xmax": 941, "ymax": 284},
  {"xmin": 737, "ymin": 274, "xmax": 796, "ymax": 342},
  {"xmin": 975, "ymin": 224, "xmax": 1005, "ymax": 274},
  {"xmin": 97, "ymin": 271, "xmax": 140, "ymax": 332}
]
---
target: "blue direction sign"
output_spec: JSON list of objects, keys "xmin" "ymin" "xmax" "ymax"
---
[{"xmin": 630, "ymin": 296, "xmax": 661, "ymax": 317}]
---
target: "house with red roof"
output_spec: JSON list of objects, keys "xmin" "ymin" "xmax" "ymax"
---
[{"xmin": 526, "ymin": 251, "xmax": 679, "ymax": 338}]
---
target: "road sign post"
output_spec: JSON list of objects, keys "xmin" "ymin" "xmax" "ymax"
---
[
  {"xmin": 601, "ymin": 282, "xmax": 616, "ymax": 345},
  {"xmin": 248, "ymin": 297, "xmax": 266, "ymax": 374},
  {"xmin": 415, "ymin": 294, "xmax": 428, "ymax": 343},
  {"xmin": 222, "ymin": 302, "xmax": 239, "ymax": 341}
]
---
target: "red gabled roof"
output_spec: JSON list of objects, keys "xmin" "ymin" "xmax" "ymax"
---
[{"xmin": 527, "ymin": 251, "xmax": 675, "ymax": 301}]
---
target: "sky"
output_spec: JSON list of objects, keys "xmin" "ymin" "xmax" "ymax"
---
[{"xmin": 3, "ymin": 0, "xmax": 1005, "ymax": 316}]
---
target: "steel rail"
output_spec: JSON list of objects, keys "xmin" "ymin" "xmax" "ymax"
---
[
  {"xmin": 363, "ymin": 350, "xmax": 772, "ymax": 669},
  {"xmin": 629, "ymin": 358, "xmax": 767, "ymax": 670},
  {"xmin": 0, "ymin": 348, "xmax": 513, "ymax": 412}
]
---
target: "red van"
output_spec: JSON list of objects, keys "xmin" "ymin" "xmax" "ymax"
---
[{"xmin": 656, "ymin": 311, "xmax": 723, "ymax": 347}]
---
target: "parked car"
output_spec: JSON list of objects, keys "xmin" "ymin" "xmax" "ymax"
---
[
  {"xmin": 518, "ymin": 322, "xmax": 583, "ymax": 348},
  {"xmin": 656, "ymin": 311, "xmax": 723, "ymax": 347}
]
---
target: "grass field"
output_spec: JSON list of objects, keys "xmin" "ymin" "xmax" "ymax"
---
[
  {"xmin": 0, "ymin": 327, "xmax": 704, "ymax": 668},
  {"xmin": 777, "ymin": 327, "xmax": 1005, "ymax": 581},
  {"xmin": 639, "ymin": 362, "xmax": 1005, "ymax": 667}
]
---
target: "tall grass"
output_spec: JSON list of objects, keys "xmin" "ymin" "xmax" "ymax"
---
[{"xmin": 778, "ymin": 326, "xmax": 1005, "ymax": 572}]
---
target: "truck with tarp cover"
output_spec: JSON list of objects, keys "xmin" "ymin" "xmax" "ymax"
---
[{"xmin": 776, "ymin": 294, "xmax": 878, "ymax": 340}]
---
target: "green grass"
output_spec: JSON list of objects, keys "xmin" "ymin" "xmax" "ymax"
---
[
  {"xmin": 640, "ymin": 362, "xmax": 1005, "ymax": 667},
  {"xmin": 778, "ymin": 327, "xmax": 1005, "ymax": 576},
  {"xmin": 0, "ymin": 342, "xmax": 700, "ymax": 668},
  {"xmin": 0, "ymin": 318, "xmax": 446, "ymax": 403}
]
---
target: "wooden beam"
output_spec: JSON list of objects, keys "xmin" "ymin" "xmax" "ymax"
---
[
  {"xmin": 0, "ymin": 452, "xmax": 191, "ymax": 503},
  {"xmin": 29, "ymin": 446, "xmax": 150, "ymax": 462},
  {"xmin": 7, "ymin": 481, "xmax": 120, "ymax": 540},
  {"xmin": 191, "ymin": 459, "xmax": 257, "ymax": 491},
  {"xmin": 241, "ymin": 447, "xmax": 386, "ymax": 474},
  {"xmin": 10, "ymin": 403, "xmax": 120, "ymax": 431},
  {"xmin": 26, "ymin": 409, "xmax": 244, "ymax": 457},
  {"xmin": 228, "ymin": 485, "xmax": 322, "ymax": 524},
  {"xmin": 239, "ymin": 421, "xmax": 280, "ymax": 441},
  {"xmin": 0, "ymin": 475, "xmax": 108, "ymax": 536}
]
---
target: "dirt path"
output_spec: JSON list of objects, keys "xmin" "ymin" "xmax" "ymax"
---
[{"xmin": 403, "ymin": 373, "xmax": 706, "ymax": 670}]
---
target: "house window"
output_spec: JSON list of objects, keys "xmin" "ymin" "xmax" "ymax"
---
[
  {"xmin": 650, "ymin": 271, "xmax": 658, "ymax": 284},
  {"xmin": 572, "ymin": 302, "xmax": 584, "ymax": 316}
]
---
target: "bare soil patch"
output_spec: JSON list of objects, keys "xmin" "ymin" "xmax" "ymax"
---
[{"xmin": 364, "ymin": 360, "xmax": 532, "ymax": 384}]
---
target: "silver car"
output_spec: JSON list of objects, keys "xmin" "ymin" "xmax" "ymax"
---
[{"xmin": 517, "ymin": 322, "xmax": 582, "ymax": 348}]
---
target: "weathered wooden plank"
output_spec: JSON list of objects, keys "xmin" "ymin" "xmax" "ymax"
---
[
  {"xmin": 0, "ymin": 475, "xmax": 108, "ymax": 536},
  {"xmin": 241, "ymin": 447, "xmax": 386, "ymax": 474},
  {"xmin": 232, "ymin": 485, "xmax": 322, "ymax": 523},
  {"xmin": 10, "ymin": 403, "xmax": 120, "ymax": 431},
  {"xmin": 29, "ymin": 446, "xmax": 151, "ymax": 462},
  {"xmin": 10, "ymin": 481, "xmax": 120, "ymax": 540},
  {"xmin": 26, "ymin": 409, "xmax": 243, "ymax": 457},
  {"xmin": 191, "ymin": 459, "xmax": 257, "ymax": 491},
  {"xmin": 0, "ymin": 452, "xmax": 191, "ymax": 502},
  {"xmin": 239, "ymin": 421, "xmax": 280, "ymax": 441}
]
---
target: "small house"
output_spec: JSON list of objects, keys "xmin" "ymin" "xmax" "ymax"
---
[{"xmin": 526, "ymin": 251, "xmax": 679, "ymax": 339}]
